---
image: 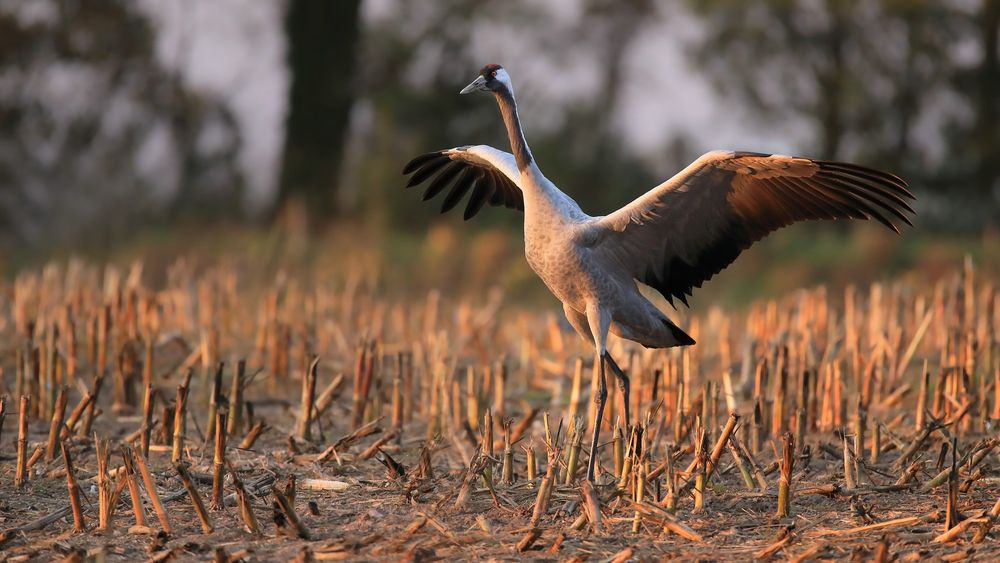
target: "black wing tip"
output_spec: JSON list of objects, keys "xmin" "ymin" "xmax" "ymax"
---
[
  {"xmin": 731, "ymin": 153, "xmax": 911, "ymax": 191},
  {"xmin": 817, "ymin": 160, "xmax": 915, "ymax": 197},
  {"xmin": 402, "ymin": 151, "xmax": 447, "ymax": 176},
  {"xmin": 405, "ymin": 153, "xmax": 451, "ymax": 188},
  {"xmin": 439, "ymin": 167, "xmax": 481, "ymax": 214},
  {"xmin": 404, "ymin": 148, "xmax": 524, "ymax": 218},
  {"xmin": 814, "ymin": 161, "xmax": 917, "ymax": 233}
]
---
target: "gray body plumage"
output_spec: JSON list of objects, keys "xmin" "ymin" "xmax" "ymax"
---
[{"xmin": 518, "ymin": 160, "xmax": 689, "ymax": 350}]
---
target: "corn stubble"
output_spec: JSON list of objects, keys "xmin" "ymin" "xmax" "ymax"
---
[{"xmin": 0, "ymin": 255, "xmax": 997, "ymax": 560}]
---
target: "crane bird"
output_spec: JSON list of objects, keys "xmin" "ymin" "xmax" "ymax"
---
[{"xmin": 403, "ymin": 64, "xmax": 915, "ymax": 481}]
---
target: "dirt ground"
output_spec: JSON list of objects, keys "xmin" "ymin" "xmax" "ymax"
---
[
  {"xmin": 1, "ymin": 261, "xmax": 998, "ymax": 561},
  {"xmin": 2, "ymin": 397, "xmax": 998, "ymax": 562}
]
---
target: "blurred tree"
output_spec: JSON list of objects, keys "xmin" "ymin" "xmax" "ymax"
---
[
  {"xmin": 938, "ymin": 0, "xmax": 1000, "ymax": 219},
  {"xmin": 275, "ymin": 0, "xmax": 362, "ymax": 227},
  {"xmin": 685, "ymin": 1, "xmax": 963, "ymax": 188},
  {"xmin": 350, "ymin": 0, "xmax": 664, "ymax": 231},
  {"xmin": 530, "ymin": 0, "xmax": 660, "ymax": 216},
  {"xmin": 689, "ymin": 0, "xmax": 1000, "ymax": 223},
  {"xmin": 972, "ymin": 0, "xmax": 1000, "ymax": 196},
  {"xmin": 348, "ymin": 0, "xmax": 524, "ymax": 233},
  {"xmin": 0, "ymin": 0, "xmax": 243, "ymax": 249}
]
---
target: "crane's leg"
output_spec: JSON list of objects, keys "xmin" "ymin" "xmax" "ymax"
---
[
  {"xmin": 605, "ymin": 353, "xmax": 630, "ymax": 430},
  {"xmin": 586, "ymin": 348, "xmax": 607, "ymax": 482},
  {"xmin": 585, "ymin": 305, "xmax": 610, "ymax": 482}
]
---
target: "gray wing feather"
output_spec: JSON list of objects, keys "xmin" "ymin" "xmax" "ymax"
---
[{"xmin": 594, "ymin": 151, "xmax": 914, "ymax": 307}]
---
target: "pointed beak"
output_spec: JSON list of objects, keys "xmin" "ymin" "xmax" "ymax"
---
[{"xmin": 460, "ymin": 75, "xmax": 487, "ymax": 95}]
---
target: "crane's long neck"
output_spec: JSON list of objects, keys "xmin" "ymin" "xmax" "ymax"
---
[
  {"xmin": 492, "ymin": 81, "xmax": 584, "ymax": 223},
  {"xmin": 494, "ymin": 89, "xmax": 533, "ymax": 172}
]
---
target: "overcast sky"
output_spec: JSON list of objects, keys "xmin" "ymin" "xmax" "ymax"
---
[{"xmin": 141, "ymin": 1, "xmax": 809, "ymax": 208}]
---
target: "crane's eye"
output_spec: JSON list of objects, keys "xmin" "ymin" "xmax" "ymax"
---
[{"xmin": 490, "ymin": 70, "xmax": 497, "ymax": 78}]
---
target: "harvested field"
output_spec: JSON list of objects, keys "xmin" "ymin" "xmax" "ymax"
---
[{"xmin": 1, "ymin": 257, "xmax": 998, "ymax": 561}]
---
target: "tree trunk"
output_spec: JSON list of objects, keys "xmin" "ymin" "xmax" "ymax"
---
[
  {"xmin": 974, "ymin": 0, "xmax": 999, "ymax": 199},
  {"xmin": 817, "ymin": 2, "xmax": 846, "ymax": 159},
  {"xmin": 276, "ymin": 0, "xmax": 362, "ymax": 226}
]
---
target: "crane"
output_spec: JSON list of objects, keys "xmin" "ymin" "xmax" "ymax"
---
[{"xmin": 403, "ymin": 63, "xmax": 915, "ymax": 482}]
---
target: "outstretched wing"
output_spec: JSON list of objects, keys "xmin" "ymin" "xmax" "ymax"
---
[
  {"xmin": 402, "ymin": 145, "xmax": 524, "ymax": 220},
  {"xmin": 594, "ymin": 150, "xmax": 915, "ymax": 307}
]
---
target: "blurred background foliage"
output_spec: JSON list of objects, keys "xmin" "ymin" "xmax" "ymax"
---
[{"xmin": 0, "ymin": 0, "xmax": 997, "ymax": 304}]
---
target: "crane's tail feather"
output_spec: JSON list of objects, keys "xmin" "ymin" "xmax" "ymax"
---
[
  {"xmin": 663, "ymin": 320, "xmax": 696, "ymax": 348},
  {"xmin": 611, "ymin": 317, "xmax": 696, "ymax": 349}
]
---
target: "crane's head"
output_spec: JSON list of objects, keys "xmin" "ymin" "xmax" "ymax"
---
[{"xmin": 460, "ymin": 64, "xmax": 512, "ymax": 95}]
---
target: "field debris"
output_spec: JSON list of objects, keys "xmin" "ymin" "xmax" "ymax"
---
[{"xmin": 0, "ymin": 256, "xmax": 999, "ymax": 559}]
